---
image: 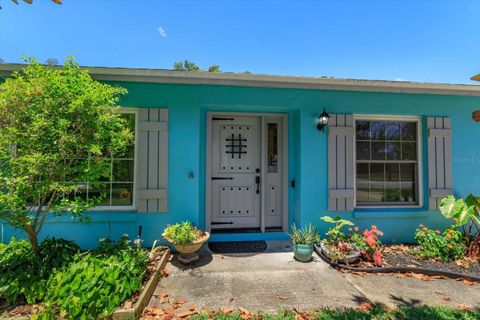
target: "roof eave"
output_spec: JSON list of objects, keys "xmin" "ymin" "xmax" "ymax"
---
[{"xmin": 1, "ymin": 64, "xmax": 480, "ymax": 96}]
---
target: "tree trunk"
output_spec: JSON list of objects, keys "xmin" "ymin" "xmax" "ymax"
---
[{"xmin": 25, "ymin": 224, "xmax": 40, "ymax": 255}]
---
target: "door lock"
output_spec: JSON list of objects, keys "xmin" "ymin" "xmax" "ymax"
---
[{"xmin": 255, "ymin": 176, "xmax": 260, "ymax": 194}]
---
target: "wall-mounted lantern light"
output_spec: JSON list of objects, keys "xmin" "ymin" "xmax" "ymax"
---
[{"xmin": 316, "ymin": 108, "xmax": 330, "ymax": 132}]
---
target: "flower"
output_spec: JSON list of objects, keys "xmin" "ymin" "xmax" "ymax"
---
[
  {"xmin": 419, "ymin": 224, "xmax": 425, "ymax": 228},
  {"xmin": 422, "ymin": 227, "xmax": 428, "ymax": 231},
  {"xmin": 446, "ymin": 233, "xmax": 452, "ymax": 239},
  {"xmin": 348, "ymin": 227, "xmax": 353, "ymax": 231},
  {"xmin": 435, "ymin": 230, "xmax": 441, "ymax": 235},
  {"xmin": 373, "ymin": 251, "xmax": 382, "ymax": 267},
  {"xmin": 372, "ymin": 225, "xmax": 377, "ymax": 230},
  {"xmin": 354, "ymin": 227, "xmax": 359, "ymax": 232}
]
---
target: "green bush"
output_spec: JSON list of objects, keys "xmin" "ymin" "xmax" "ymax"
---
[
  {"xmin": 163, "ymin": 221, "xmax": 203, "ymax": 245},
  {"xmin": 412, "ymin": 225, "xmax": 466, "ymax": 262},
  {"xmin": 35, "ymin": 236, "xmax": 148, "ymax": 320},
  {"xmin": 0, "ymin": 237, "xmax": 79, "ymax": 304}
]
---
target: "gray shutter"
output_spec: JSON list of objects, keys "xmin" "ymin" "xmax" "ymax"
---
[
  {"xmin": 137, "ymin": 108, "xmax": 169, "ymax": 213},
  {"xmin": 427, "ymin": 116, "xmax": 452, "ymax": 210},
  {"xmin": 328, "ymin": 114, "xmax": 355, "ymax": 211}
]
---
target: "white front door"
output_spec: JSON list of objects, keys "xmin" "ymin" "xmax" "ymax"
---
[{"xmin": 210, "ymin": 116, "xmax": 261, "ymax": 229}]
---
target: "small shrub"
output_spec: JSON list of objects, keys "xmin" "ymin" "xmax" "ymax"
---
[
  {"xmin": 163, "ymin": 221, "xmax": 203, "ymax": 245},
  {"xmin": 351, "ymin": 226, "xmax": 384, "ymax": 266},
  {"xmin": 412, "ymin": 225, "xmax": 466, "ymax": 262},
  {"xmin": 0, "ymin": 237, "xmax": 79, "ymax": 304},
  {"xmin": 35, "ymin": 236, "xmax": 148, "ymax": 319},
  {"xmin": 289, "ymin": 224, "xmax": 320, "ymax": 245}
]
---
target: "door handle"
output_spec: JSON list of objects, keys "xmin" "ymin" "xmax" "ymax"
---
[
  {"xmin": 255, "ymin": 176, "xmax": 260, "ymax": 194},
  {"xmin": 212, "ymin": 177, "xmax": 234, "ymax": 180}
]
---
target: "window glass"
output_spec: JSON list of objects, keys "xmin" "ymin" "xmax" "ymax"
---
[
  {"xmin": 267, "ymin": 123, "xmax": 278, "ymax": 173},
  {"xmin": 355, "ymin": 119, "xmax": 419, "ymax": 206}
]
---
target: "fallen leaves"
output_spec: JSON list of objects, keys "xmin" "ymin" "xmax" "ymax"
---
[
  {"xmin": 355, "ymin": 303, "xmax": 373, "ymax": 312},
  {"xmin": 462, "ymin": 279, "xmax": 475, "ymax": 286}
]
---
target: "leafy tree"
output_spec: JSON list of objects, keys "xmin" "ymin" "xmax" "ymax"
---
[
  {"xmin": 45, "ymin": 58, "xmax": 59, "ymax": 66},
  {"xmin": 173, "ymin": 60, "xmax": 201, "ymax": 72},
  {"xmin": 0, "ymin": 58, "xmax": 131, "ymax": 254},
  {"xmin": 207, "ymin": 64, "xmax": 221, "ymax": 73},
  {"xmin": 173, "ymin": 60, "xmax": 222, "ymax": 73}
]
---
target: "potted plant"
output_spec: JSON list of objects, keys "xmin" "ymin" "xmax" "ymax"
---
[
  {"xmin": 163, "ymin": 221, "xmax": 210, "ymax": 264},
  {"xmin": 319, "ymin": 216, "xmax": 360, "ymax": 264},
  {"xmin": 290, "ymin": 224, "xmax": 320, "ymax": 262}
]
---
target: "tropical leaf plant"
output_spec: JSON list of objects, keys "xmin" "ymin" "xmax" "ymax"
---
[{"xmin": 439, "ymin": 194, "xmax": 480, "ymax": 257}]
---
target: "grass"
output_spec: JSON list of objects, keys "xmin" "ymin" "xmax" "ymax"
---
[{"xmin": 188, "ymin": 306, "xmax": 480, "ymax": 320}]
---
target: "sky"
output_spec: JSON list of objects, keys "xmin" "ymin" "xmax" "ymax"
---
[{"xmin": 0, "ymin": 0, "xmax": 479, "ymax": 84}]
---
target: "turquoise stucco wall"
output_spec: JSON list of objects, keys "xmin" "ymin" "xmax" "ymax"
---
[{"xmin": 2, "ymin": 81, "xmax": 480, "ymax": 248}]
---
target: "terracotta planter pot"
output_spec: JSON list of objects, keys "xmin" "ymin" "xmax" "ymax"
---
[{"xmin": 165, "ymin": 232, "xmax": 210, "ymax": 254}]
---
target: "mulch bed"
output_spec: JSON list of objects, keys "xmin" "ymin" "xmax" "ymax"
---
[{"xmin": 336, "ymin": 244, "xmax": 480, "ymax": 281}]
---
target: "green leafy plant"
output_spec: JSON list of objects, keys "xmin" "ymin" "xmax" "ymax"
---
[
  {"xmin": 0, "ymin": 237, "xmax": 78, "ymax": 304},
  {"xmin": 320, "ymin": 216, "xmax": 354, "ymax": 242},
  {"xmin": 163, "ymin": 221, "xmax": 203, "ymax": 245},
  {"xmin": 289, "ymin": 224, "xmax": 320, "ymax": 245},
  {"xmin": 439, "ymin": 194, "xmax": 480, "ymax": 256},
  {"xmin": 0, "ymin": 58, "xmax": 131, "ymax": 254},
  {"xmin": 32, "ymin": 236, "xmax": 148, "ymax": 319},
  {"xmin": 320, "ymin": 216, "xmax": 358, "ymax": 263},
  {"xmin": 412, "ymin": 224, "xmax": 466, "ymax": 262}
]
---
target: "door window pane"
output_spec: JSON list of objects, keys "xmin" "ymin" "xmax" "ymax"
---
[{"xmin": 267, "ymin": 123, "xmax": 278, "ymax": 173}]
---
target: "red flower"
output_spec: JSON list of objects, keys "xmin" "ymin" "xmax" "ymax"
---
[{"xmin": 373, "ymin": 251, "xmax": 382, "ymax": 267}]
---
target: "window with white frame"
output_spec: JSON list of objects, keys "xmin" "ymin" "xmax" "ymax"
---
[
  {"xmin": 75, "ymin": 112, "xmax": 136, "ymax": 208},
  {"xmin": 355, "ymin": 117, "xmax": 420, "ymax": 207}
]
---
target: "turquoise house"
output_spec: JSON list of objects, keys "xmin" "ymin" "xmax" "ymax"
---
[{"xmin": 1, "ymin": 64, "xmax": 480, "ymax": 248}]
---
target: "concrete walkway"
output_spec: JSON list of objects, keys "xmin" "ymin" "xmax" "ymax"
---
[{"xmin": 149, "ymin": 241, "xmax": 480, "ymax": 313}]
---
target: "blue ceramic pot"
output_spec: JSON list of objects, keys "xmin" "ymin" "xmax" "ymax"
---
[{"xmin": 293, "ymin": 243, "xmax": 313, "ymax": 262}]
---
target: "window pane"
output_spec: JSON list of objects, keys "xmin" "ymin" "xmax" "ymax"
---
[
  {"xmin": 400, "ymin": 183, "xmax": 416, "ymax": 202},
  {"xmin": 385, "ymin": 183, "xmax": 401, "ymax": 202},
  {"xmin": 370, "ymin": 163, "xmax": 385, "ymax": 182},
  {"xmin": 370, "ymin": 122, "xmax": 385, "ymax": 140},
  {"xmin": 112, "ymin": 183, "xmax": 134, "ymax": 206},
  {"xmin": 386, "ymin": 142, "xmax": 401, "ymax": 160},
  {"xmin": 402, "ymin": 142, "xmax": 417, "ymax": 160},
  {"xmin": 89, "ymin": 183, "xmax": 111, "ymax": 206},
  {"xmin": 356, "ymin": 183, "xmax": 369, "ymax": 203},
  {"xmin": 356, "ymin": 163, "xmax": 369, "ymax": 183},
  {"xmin": 400, "ymin": 163, "xmax": 415, "ymax": 182},
  {"xmin": 401, "ymin": 122, "xmax": 417, "ymax": 141},
  {"xmin": 386, "ymin": 122, "xmax": 401, "ymax": 140},
  {"xmin": 370, "ymin": 182, "xmax": 385, "ymax": 202},
  {"xmin": 356, "ymin": 141, "xmax": 370, "ymax": 160},
  {"xmin": 76, "ymin": 183, "xmax": 88, "ymax": 201},
  {"xmin": 267, "ymin": 123, "xmax": 278, "ymax": 173},
  {"xmin": 113, "ymin": 160, "xmax": 134, "ymax": 182},
  {"xmin": 385, "ymin": 163, "xmax": 400, "ymax": 182},
  {"xmin": 356, "ymin": 121, "xmax": 370, "ymax": 140},
  {"xmin": 371, "ymin": 142, "xmax": 386, "ymax": 160}
]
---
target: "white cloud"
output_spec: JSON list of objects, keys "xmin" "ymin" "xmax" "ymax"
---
[
  {"xmin": 394, "ymin": 77, "xmax": 408, "ymax": 82},
  {"xmin": 157, "ymin": 26, "xmax": 167, "ymax": 37}
]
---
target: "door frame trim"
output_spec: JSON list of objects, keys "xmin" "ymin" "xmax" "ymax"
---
[{"xmin": 205, "ymin": 111, "xmax": 289, "ymax": 233}]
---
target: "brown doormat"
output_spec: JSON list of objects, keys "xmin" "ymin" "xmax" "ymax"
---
[{"xmin": 208, "ymin": 240, "xmax": 267, "ymax": 254}]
